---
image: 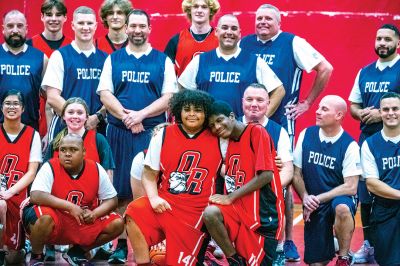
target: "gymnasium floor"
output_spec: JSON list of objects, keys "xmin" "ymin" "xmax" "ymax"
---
[{"xmin": 30, "ymin": 204, "xmax": 378, "ymax": 266}]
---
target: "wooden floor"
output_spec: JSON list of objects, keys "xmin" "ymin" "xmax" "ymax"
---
[{"xmin": 24, "ymin": 204, "xmax": 378, "ymax": 265}]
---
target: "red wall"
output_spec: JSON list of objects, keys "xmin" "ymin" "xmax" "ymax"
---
[{"xmin": 1, "ymin": 1, "xmax": 399, "ymax": 141}]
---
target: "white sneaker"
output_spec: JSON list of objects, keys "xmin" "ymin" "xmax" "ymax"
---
[{"xmin": 353, "ymin": 240, "xmax": 374, "ymax": 264}]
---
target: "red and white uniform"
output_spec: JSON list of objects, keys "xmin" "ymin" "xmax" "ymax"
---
[{"xmin": 126, "ymin": 125, "xmax": 222, "ymax": 265}]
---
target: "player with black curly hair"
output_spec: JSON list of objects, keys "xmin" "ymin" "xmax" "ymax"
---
[{"xmin": 125, "ymin": 90, "xmax": 225, "ymax": 266}]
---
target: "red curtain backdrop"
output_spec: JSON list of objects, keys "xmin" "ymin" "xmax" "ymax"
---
[{"xmin": 1, "ymin": 0, "xmax": 399, "ymax": 141}]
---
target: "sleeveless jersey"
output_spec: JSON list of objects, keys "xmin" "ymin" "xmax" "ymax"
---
[
  {"xmin": 159, "ymin": 124, "xmax": 222, "ymax": 216},
  {"xmin": 359, "ymin": 60, "xmax": 400, "ymax": 135},
  {"xmin": 49, "ymin": 158, "xmax": 99, "ymax": 210},
  {"xmin": 110, "ymin": 48, "xmax": 167, "ymax": 129},
  {"xmin": 196, "ymin": 49, "xmax": 258, "ymax": 117},
  {"xmin": 0, "ymin": 46, "xmax": 44, "ymax": 130},
  {"xmin": 31, "ymin": 34, "xmax": 72, "ymax": 57},
  {"xmin": 366, "ymin": 132, "xmax": 400, "ymax": 203},
  {"xmin": 96, "ymin": 35, "xmax": 128, "ymax": 55},
  {"xmin": 59, "ymin": 45, "xmax": 107, "ymax": 115},
  {"xmin": 241, "ymin": 33, "xmax": 300, "ymax": 134},
  {"xmin": 53, "ymin": 130, "xmax": 100, "ymax": 163},
  {"xmin": 301, "ymin": 126, "xmax": 354, "ymax": 195},
  {"xmin": 225, "ymin": 123, "xmax": 284, "ymax": 237},
  {"xmin": 175, "ymin": 28, "xmax": 218, "ymax": 77},
  {"xmin": 0, "ymin": 125, "xmax": 35, "ymax": 205}
]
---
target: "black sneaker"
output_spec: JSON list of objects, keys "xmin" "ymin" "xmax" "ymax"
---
[
  {"xmin": 108, "ymin": 246, "xmax": 128, "ymax": 264},
  {"xmin": 91, "ymin": 246, "xmax": 112, "ymax": 261},
  {"xmin": 227, "ymin": 253, "xmax": 246, "ymax": 266},
  {"xmin": 62, "ymin": 245, "xmax": 88, "ymax": 266}
]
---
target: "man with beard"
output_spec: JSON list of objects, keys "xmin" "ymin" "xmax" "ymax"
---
[
  {"xmin": 43, "ymin": 6, "xmax": 107, "ymax": 141},
  {"xmin": 179, "ymin": 14, "xmax": 285, "ymax": 119},
  {"xmin": 96, "ymin": 0, "xmax": 132, "ymax": 54},
  {"xmin": 97, "ymin": 9, "xmax": 177, "ymax": 264},
  {"xmin": 0, "ymin": 10, "xmax": 47, "ymax": 131},
  {"xmin": 27, "ymin": 0, "xmax": 72, "ymax": 139},
  {"xmin": 348, "ymin": 23, "xmax": 400, "ymax": 264}
]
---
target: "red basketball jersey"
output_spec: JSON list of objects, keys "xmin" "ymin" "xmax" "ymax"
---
[
  {"xmin": 175, "ymin": 28, "xmax": 218, "ymax": 77},
  {"xmin": 31, "ymin": 34, "xmax": 72, "ymax": 58},
  {"xmin": 53, "ymin": 130, "xmax": 100, "ymax": 163},
  {"xmin": 95, "ymin": 35, "xmax": 128, "ymax": 54},
  {"xmin": 0, "ymin": 125, "xmax": 35, "ymax": 204},
  {"xmin": 159, "ymin": 125, "xmax": 222, "ymax": 222},
  {"xmin": 225, "ymin": 123, "xmax": 284, "ymax": 238},
  {"xmin": 49, "ymin": 158, "xmax": 99, "ymax": 210}
]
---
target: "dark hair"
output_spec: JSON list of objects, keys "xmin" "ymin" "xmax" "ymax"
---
[
  {"xmin": 99, "ymin": 0, "xmax": 133, "ymax": 28},
  {"xmin": 1, "ymin": 89, "xmax": 25, "ymax": 107},
  {"xmin": 209, "ymin": 100, "xmax": 233, "ymax": 118},
  {"xmin": 380, "ymin": 92, "xmax": 400, "ymax": 103},
  {"xmin": 41, "ymin": 0, "xmax": 67, "ymax": 16},
  {"xmin": 380, "ymin": 24, "xmax": 400, "ymax": 38},
  {"xmin": 170, "ymin": 90, "xmax": 214, "ymax": 125},
  {"xmin": 126, "ymin": 9, "xmax": 150, "ymax": 26}
]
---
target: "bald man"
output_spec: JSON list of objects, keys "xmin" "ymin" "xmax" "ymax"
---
[
  {"xmin": 179, "ymin": 14, "xmax": 285, "ymax": 118},
  {"xmin": 292, "ymin": 95, "xmax": 361, "ymax": 266}
]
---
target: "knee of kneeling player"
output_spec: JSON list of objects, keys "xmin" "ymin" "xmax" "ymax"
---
[
  {"xmin": 203, "ymin": 205, "xmax": 222, "ymax": 225},
  {"xmin": 335, "ymin": 204, "xmax": 352, "ymax": 220}
]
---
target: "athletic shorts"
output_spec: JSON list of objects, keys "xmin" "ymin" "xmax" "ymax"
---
[
  {"xmin": 4, "ymin": 199, "xmax": 25, "ymax": 250},
  {"xmin": 304, "ymin": 196, "xmax": 356, "ymax": 264},
  {"xmin": 107, "ymin": 124, "xmax": 152, "ymax": 199},
  {"xmin": 370, "ymin": 201, "xmax": 400, "ymax": 266},
  {"xmin": 216, "ymin": 204, "xmax": 268, "ymax": 265},
  {"xmin": 23, "ymin": 205, "xmax": 120, "ymax": 247},
  {"xmin": 125, "ymin": 197, "xmax": 207, "ymax": 266}
]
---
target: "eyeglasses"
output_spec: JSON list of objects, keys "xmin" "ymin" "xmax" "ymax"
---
[{"xmin": 3, "ymin": 101, "xmax": 22, "ymax": 108}]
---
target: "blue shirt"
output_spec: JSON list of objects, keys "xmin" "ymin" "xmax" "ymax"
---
[
  {"xmin": 301, "ymin": 126, "xmax": 354, "ymax": 195},
  {"xmin": 59, "ymin": 44, "xmax": 107, "ymax": 115},
  {"xmin": 110, "ymin": 48, "xmax": 167, "ymax": 129},
  {"xmin": 359, "ymin": 60, "xmax": 400, "ymax": 135},
  {"xmin": 241, "ymin": 32, "xmax": 300, "ymax": 134},
  {"xmin": 0, "ymin": 45, "xmax": 44, "ymax": 130},
  {"xmin": 196, "ymin": 49, "xmax": 258, "ymax": 117}
]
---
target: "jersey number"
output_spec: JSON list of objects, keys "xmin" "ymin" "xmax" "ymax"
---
[{"xmin": 66, "ymin": 191, "xmax": 84, "ymax": 206}]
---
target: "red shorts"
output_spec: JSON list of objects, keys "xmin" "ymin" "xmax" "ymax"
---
[
  {"xmin": 217, "ymin": 204, "xmax": 266, "ymax": 264},
  {"xmin": 125, "ymin": 197, "xmax": 207, "ymax": 266},
  {"xmin": 4, "ymin": 199, "xmax": 24, "ymax": 250},
  {"xmin": 33, "ymin": 205, "xmax": 120, "ymax": 246}
]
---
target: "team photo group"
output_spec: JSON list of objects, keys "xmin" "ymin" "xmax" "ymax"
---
[{"xmin": 0, "ymin": 0, "xmax": 399, "ymax": 265}]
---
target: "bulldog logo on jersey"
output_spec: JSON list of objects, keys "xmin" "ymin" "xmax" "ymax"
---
[{"xmin": 168, "ymin": 151, "xmax": 208, "ymax": 195}]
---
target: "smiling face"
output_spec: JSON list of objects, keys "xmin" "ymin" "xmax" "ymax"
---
[
  {"xmin": 126, "ymin": 13, "xmax": 151, "ymax": 47},
  {"xmin": 208, "ymin": 113, "xmax": 235, "ymax": 139},
  {"xmin": 215, "ymin": 15, "xmax": 241, "ymax": 52},
  {"xmin": 255, "ymin": 7, "xmax": 280, "ymax": 40},
  {"xmin": 72, "ymin": 13, "xmax": 97, "ymax": 43},
  {"xmin": 181, "ymin": 104, "xmax": 206, "ymax": 134},
  {"xmin": 380, "ymin": 96, "xmax": 400, "ymax": 129},
  {"xmin": 2, "ymin": 95, "xmax": 23, "ymax": 121},
  {"xmin": 41, "ymin": 6, "xmax": 67, "ymax": 34},
  {"xmin": 62, "ymin": 103, "xmax": 88, "ymax": 132}
]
